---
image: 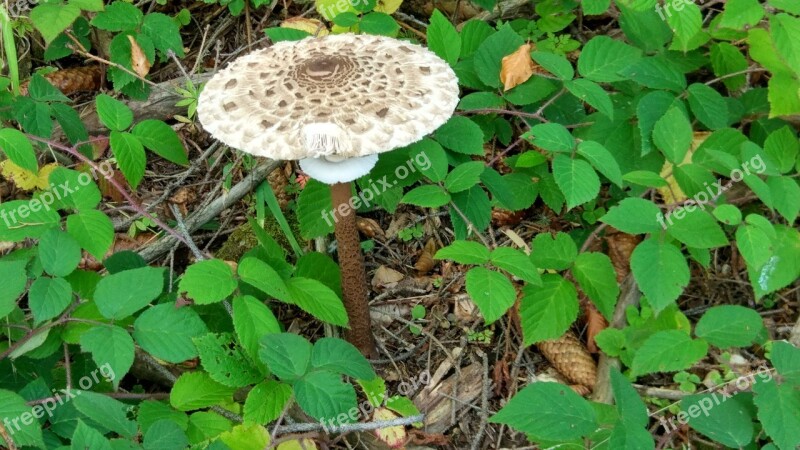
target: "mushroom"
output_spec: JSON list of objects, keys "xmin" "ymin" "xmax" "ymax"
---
[{"xmin": 197, "ymin": 34, "xmax": 459, "ymax": 357}]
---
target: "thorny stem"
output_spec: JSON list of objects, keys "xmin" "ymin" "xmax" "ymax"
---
[
  {"xmin": 25, "ymin": 135, "xmax": 193, "ymax": 250},
  {"xmin": 330, "ymin": 182, "xmax": 377, "ymax": 357}
]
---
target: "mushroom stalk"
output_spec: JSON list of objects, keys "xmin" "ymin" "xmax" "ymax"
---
[{"xmin": 331, "ymin": 181, "xmax": 377, "ymax": 357}]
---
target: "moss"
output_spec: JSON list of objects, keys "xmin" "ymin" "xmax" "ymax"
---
[{"xmin": 215, "ymin": 210, "xmax": 303, "ymax": 262}]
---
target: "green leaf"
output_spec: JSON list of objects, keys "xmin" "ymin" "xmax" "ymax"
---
[
  {"xmin": 772, "ymin": 341, "xmax": 800, "ymax": 383},
  {"xmin": 294, "ymin": 370, "xmax": 358, "ymax": 421},
  {"xmin": 233, "ymin": 295, "xmax": 281, "ymax": 371},
  {"xmin": 458, "ymin": 92, "xmax": 506, "ymax": 110},
  {"xmin": 768, "ymin": 176, "xmax": 800, "ymax": 223},
  {"xmin": 435, "ymin": 116, "xmax": 485, "ymax": 155},
  {"xmin": 735, "ymin": 221, "xmax": 774, "ymax": 270},
  {"xmin": 170, "ymin": 372, "xmax": 235, "ymax": 411},
  {"xmin": 133, "ymin": 303, "xmax": 208, "ymax": 363},
  {"xmin": 132, "ymin": 120, "xmax": 189, "ymax": 165},
  {"xmin": 695, "ymin": 305, "xmax": 765, "ymax": 348},
  {"xmin": 630, "ymin": 239, "xmax": 690, "ymax": 314},
  {"xmin": 297, "ymin": 179, "xmax": 333, "ymax": 239},
  {"xmin": 459, "ymin": 19, "xmax": 495, "ymax": 58},
  {"xmin": 623, "ymin": 170, "xmax": 669, "ymax": 188},
  {"xmin": 619, "ymin": 56, "xmax": 686, "ymax": 92},
  {"xmin": 38, "ymin": 228, "xmax": 81, "ymax": 277},
  {"xmin": 630, "ymin": 330, "xmax": 708, "ymax": 376},
  {"xmin": 0, "ymin": 128, "xmax": 38, "ymax": 173},
  {"xmin": 238, "ymin": 257, "xmax": 291, "ymax": 302},
  {"xmin": 143, "ymin": 420, "xmax": 189, "ymax": 450},
  {"xmin": 244, "ymin": 380, "xmax": 293, "ymax": 425},
  {"xmin": 473, "ymin": 25, "xmax": 524, "ymax": 88},
  {"xmin": 764, "ymin": 126, "xmax": 799, "ymax": 174},
  {"xmin": 565, "ymin": 78, "xmax": 614, "ymax": 119},
  {"xmin": 583, "ymin": 0, "xmax": 610, "ymax": 14},
  {"xmin": 96, "ymin": 94, "xmax": 133, "ymax": 131},
  {"xmin": 610, "ymin": 367, "xmax": 649, "ymax": 428},
  {"xmin": 577, "ymin": 36, "xmax": 642, "ymax": 82},
  {"xmin": 653, "ymin": 105, "xmax": 693, "ymax": 163},
  {"xmin": 687, "ymin": 83, "xmax": 729, "ymax": 130},
  {"xmin": 79, "ymin": 325, "xmax": 134, "ymax": 390},
  {"xmin": 0, "ymin": 390, "xmax": 44, "ymax": 448},
  {"xmin": 141, "ymin": 13, "xmax": 184, "ymax": 56},
  {"xmin": 0, "ymin": 260, "xmax": 27, "ymax": 320},
  {"xmin": 29, "ymin": 276, "xmax": 72, "ymax": 324},
  {"xmin": 665, "ymin": 208, "xmax": 729, "ymax": 248},
  {"xmin": 552, "ymin": 154, "xmax": 600, "ymax": 210},
  {"xmin": 480, "ymin": 170, "xmax": 538, "ymax": 211},
  {"xmin": 450, "ymin": 185, "xmax": 491, "ymax": 239},
  {"xmin": 402, "ymin": 185, "xmax": 451, "ymax": 207},
  {"xmin": 71, "ymin": 420, "xmax": 112, "ymax": 450},
  {"xmin": 711, "ymin": 42, "xmax": 749, "ymax": 91},
  {"xmin": 637, "ymin": 91, "xmax": 679, "ymax": 155},
  {"xmin": 490, "ymin": 247, "xmax": 541, "ymax": 285},
  {"xmin": 719, "ymin": 0, "xmax": 764, "ymax": 29},
  {"xmin": 27, "ymin": 73, "xmax": 70, "ymax": 102},
  {"xmin": 666, "ymin": 2, "xmax": 703, "ymax": 51},
  {"xmin": 408, "ymin": 139, "xmax": 448, "ymax": 182},
  {"xmin": 311, "ymin": 337, "xmax": 376, "ymax": 380},
  {"xmin": 519, "ymin": 274, "xmax": 579, "ymax": 345},
  {"xmin": 769, "ymin": 0, "xmax": 800, "ymax": 13},
  {"xmin": 179, "ymin": 259, "xmax": 237, "ymax": 305},
  {"xmin": 530, "ymin": 232, "xmax": 577, "ymax": 270},
  {"xmin": 359, "ymin": 12, "xmax": 399, "ymax": 36},
  {"xmin": 259, "ymin": 332, "xmax": 312, "ymax": 381},
  {"xmin": 264, "ymin": 27, "xmax": 311, "ymax": 42},
  {"xmin": 771, "ymin": 13, "xmax": 800, "ymax": 73},
  {"xmin": 90, "ymin": 1, "xmax": 143, "ymax": 31},
  {"xmin": 525, "ymin": 123, "xmax": 574, "ymax": 152},
  {"xmin": 767, "ymin": 73, "xmax": 800, "ymax": 117},
  {"xmin": 286, "ymin": 277, "xmax": 349, "ymax": 326},
  {"xmin": 573, "ymin": 252, "xmax": 619, "ymax": 321},
  {"xmin": 427, "ymin": 9, "xmax": 460, "ymax": 65},
  {"xmin": 577, "ymin": 141, "xmax": 622, "ymax": 187},
  {"xmin": 712, "ymin": 204, "xmax": 742, "ymax": 226},
  {"xmin": 434, "ymin": 240, "xmax": 491, "ymax": 264},
  {"xmin": 0, "ymin": 199, "xmax": 60, "ymax": 242},
  {"xmin": 465, "ymin": 267, "xmax": 516, "ymax": 324},
  {"xmin": 683, "ymin": 393, "xmax": 755, "ymax": 448},
  {"xmin": 47, "ymin": 167, "xmax": 102, "ymax": 212},
  {"xmin": 29, "ymin": 3, "xmax": 80, "ymax": 43},
  {"xmin": 110, "ymin": 131, "xmax": 146, "ymax": 189},
  {"xmin": 66, "ymin": 210, "xmax": 114, "ymax": 260},
  {"xmin": 444, "ymin": 161, "xmax": 485, "ymax": 193},
  {"xmin": 490, "ymin": 382, "xmax": 597, "ymax": 440},
  {"xmin": 194, "ymin": 333, "xmax": 262, "ymax": 388},
  {"xmin": 73, "ymin": 391, "xmax": 137, "ymax": 438},
  {"xmin": 531, "ymin": 51, "xmax": 574, "ymax": 80},
  {"xmin": 94, "ymin": 266, "xmax": 164, "ymax": 319},
  {"xmin": 753, "ymin": 379, "xmax": 800, "ymax": 450}
]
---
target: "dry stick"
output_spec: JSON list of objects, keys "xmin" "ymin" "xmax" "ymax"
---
[
  {"xmin": 469, "ymin": 350, "xmax": 491, "ymax": 450},
  {"xmin": 330, "ymin": 182, "xmax": 378, "ymax": 357},
  {"xmin": 590, "ymin": 274, "xmax": 641, "ymax": 404},
  {"xmin": 0, "ymin": 420, "xmax": 17, "ymax": 450},
  {"xmin": 272, "ymin": 414, "xmax": 425, "ymax": 435},
  {"xmin": 25, "ymin": 135, "xmax": 192, "ymax": 250}
]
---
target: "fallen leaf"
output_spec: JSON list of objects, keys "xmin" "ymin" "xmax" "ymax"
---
[
  {"xmin": 0, "ymin": 160, "xmax": 59, "ymax": 191},
  {"xmin": 414, "ymin": 238, "xmax": 437, "ymax": 274},
  {"xmin": 357, "ymin": 217, "xmax": 385, "ymax": 239},
  {"xmin": 500, "ymin": 43, "xmax": 535, "ymax": 91},
  {"xmin": 372, "ymin": 265, "xmax": 405, "ymax": 290},
  {"xmin": 281, "ymin": 17, "xmax": 329, "ymax": 36},
  {"xmin": 373, "ymin": 408, "xmax": 406, "ymax": 449},
  {"xmin": 128, "ymin": 35, "xmax": 151, "ymax": 78},
  {"xmin": 277, "ymin": 438, "xmax": 318, "ymax": 450}
]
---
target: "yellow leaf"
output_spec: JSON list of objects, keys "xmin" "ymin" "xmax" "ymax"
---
[
  {"xmin": 657, "ymin": 132, "xmax": 709, "ymax": 204},
  {"xmin": 281, "ymin": 17, "xmax": 329, "ymax": 36},
  {"xmin": 373, "ymin": 407, "xmax": 407, "ymax": 448},
  {"xmin": 375, "ymin": 0, "xmax": 403, "ymax": 14},
  {"xmin": 500, "ymin": 43, "xmax": 535, "ymax": 92},
  {"xmin": 0, "ymin": 160, "xmax": 58, "ymax": 191},
  {"xmin": 128, "ymin": 35, "xmax": 151, "ymax": 77}
]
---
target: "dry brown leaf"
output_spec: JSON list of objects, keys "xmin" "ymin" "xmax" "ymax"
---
[
  {"xmin": 128, "ymin": 35, "xmax": 151, "ymax": 77},
  {"xmin": 500, "ymin": 43, "xmax": 535, "ymax": 91},
  {"xmin": 605, "ymin": 230, "xmax": 641, "ymax": 281},
  {"xmin": 280, "ymin": 17, "xmax": 329, "ymax": 36},
  {"xmin": 357, "ymin": 217, "xmax": 385, "ymax": 239},
  {"xmin": 584, "ymin": 301, "xmax": 607, "ymax": 353},
  {"xmin": 414, "ymin": 238, "xmax": 437, "ymax": 274},
  {"xmin": 373, "ymin": 408, "xmax": 407, "ymax": 448},
  {"xmin": 372, "ymin": 265, "xmax": 404, "ymax": 290}
]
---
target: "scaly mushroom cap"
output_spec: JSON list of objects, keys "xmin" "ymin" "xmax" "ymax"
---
[{"xmin": 197, "ymin": 34, "xmax": 459, "ymax": 170}]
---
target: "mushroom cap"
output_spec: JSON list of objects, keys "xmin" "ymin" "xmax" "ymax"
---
[{"xmin": 197, "ymin": 34, "xmax": 460, "ymax": 162}]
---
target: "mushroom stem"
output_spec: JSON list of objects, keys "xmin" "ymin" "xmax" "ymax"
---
[{"xmin": 330, "ymin": 181, "xmax": 377, "ymax": 358}]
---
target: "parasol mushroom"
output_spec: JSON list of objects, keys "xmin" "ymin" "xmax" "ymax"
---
[{"xmin": 197, "ymin": 33, "xmax": 459, "ymax": 357}]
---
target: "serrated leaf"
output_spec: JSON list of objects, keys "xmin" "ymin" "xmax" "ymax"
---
[
  {"xmin": 435, "ymin": 116, "xmax": 485, "ymax": 155},
  {"xmin": 133, "ymin": 303, "xmax": 208, "ymax": 363},
  {"xmin": 426, "ymin": 10, "xmax": 460, "ymax": 65},
  {"xmin": 233, "ymin": 295, "xmax": 281, "ymax": 372},
  {"xmin": 179, "ymin": 259, "xmax": 237, "ymax": 305},
  {"xmin": 259, "ymin": 332, "xmax": 312, "ymax": 381},
  {"xmin": 434, "ymin": 240, "xmax": 490, "ymax": 264},
  {"xmin": 401, "ymin": 185, "xmax": 450, "ymax": 207},
  {"xmin": 170, "ymin": 372, "xmax": 236, "ymax": 411},
  {"xmin": 29, "ymin": 3, "xmax": 80, "ymax": 43},
  {"xmin": 490, "ymin": 247, "xmax": 541, "ymax": 285},
  {"xmin": 665, "ymin": 208, "xmax": 729, "ymax": 248},
  {"xmin": 311, "ymin": 337, "xmax": 376, "ymax": 380},
  {"xmin": 577, "ymin": 36, "xmax": 642, "ymax": 82},
  {"xmin": 132, "ymin": 120, "xmax": 188, "ymax": 165},
  {"xmin": 552, "ymin": 154, "xmax": 600, "ymax": 210},
  {"xmin": 244, "ymin": 380, "xmax": 293, "ymax": 425},
  {"xmin": 465, "ymin": 267, "xmax": 516, "ymax": 324},
  {"xmin": 695, "ymin": 305, "xmax": 765, "ymax": 348},
  {"xmin": 0, "ymin": 128, "xmax": 37, "ymax": 173},
  {"xmin": 565, "ymin": 78, "xmax": 614, "ymax": 119},
  {"xmin": 444, "ymin": 161, "xmax": 485, "ymax": 193},
  {"xmin": 294, "ymin": 371, "xmax": 358, "ymax": 422},
  {"xmin": 66, "ymin": 210, "xmax": 114, "ymax": 260},
  {"xmin": 194, "ymin": 333, "xmax": 262, "ymax": 387},
  {"xmin": 682, "ymin": 393, "xmax": 755, "ymax": 448},
  {"xmin": 29, "ymin": 276, "xmax": 72, "ymax": 325},
  {"xmin": 653, "ymin": 106, "xmax": 693, "ymax": 163},
  {"xmin": 519, "ymin": 274, "xmax": 579, "ymax": 345},
  {"xmin": 666, "ymin": 1, "xmax": 703, "ymax": 51},
  {"xmin": 73, "ymin": 391, "xmax": 137, "ymax": 437},
  {"xmin": 109, "ymin": 131, "xmax": 145, "ymax": 189},
  {"xmin": 286, "ymin": 277, "xmax": 349, "ymax": 326},
  {"xmin": 573, "ymin": 252, "xmax": 619, "ymax": 320},
  {"xmin": 687, "ymin": 84, "xmax": 729, "ymax": 130},
  {"xmin": 94, "ymin": 267, "xmax": 164, "ymax": 319},
  {"xmin": 630, "ymin": 330, "xmax": 708, "ymax": 376},
  {"xmin": 238, "ymin": 257, "xmax": 291, "ymax": 302},
  {"xmin": 577, "ymin": 141, "xmax": 622, "ymax": 187},
  {"xmin": 630, "ymin": 239, "xmax": 690, "ymax": 314},
  {"xmin": 79, "ymin": 325, "xmax": 134, "ymax": 389},
  {"xmin": 525, "ymin": 123, "xmax": 574, "ymax": 152},
  {"xmin": 38, "ymin": 228, "xmax": 81, "ymax": 277},
  {"xmin": 529, "ymin": 231, "xmax": 577, "ymax": 270},
  {"xmin": 96, "ymin": 94, "xmax": 133, "ymax": 131},
  {"xmin": 753, "ymin": 379, "xmax": 800, "ymax": 450},
  {"xmin": 473, "ymin": 25, "xmax": 525, "ymax": 88}
]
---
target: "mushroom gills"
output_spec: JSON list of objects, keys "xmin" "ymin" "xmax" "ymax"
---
[{"xmin": 301, "ymin": 122, "xmax": 352, "ymax": 157}]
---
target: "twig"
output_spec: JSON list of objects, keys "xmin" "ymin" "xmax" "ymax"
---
[
  {"xmin": 272, "ymin": 413, "xmax": 425, "ymax": 435},
  {"xmin": 0, "ymin": 419, "xmax": 17, "ymax": 450},
  {"xmin": 469, "ymin": 350, "xmax": 490, "ymax": 450}
]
